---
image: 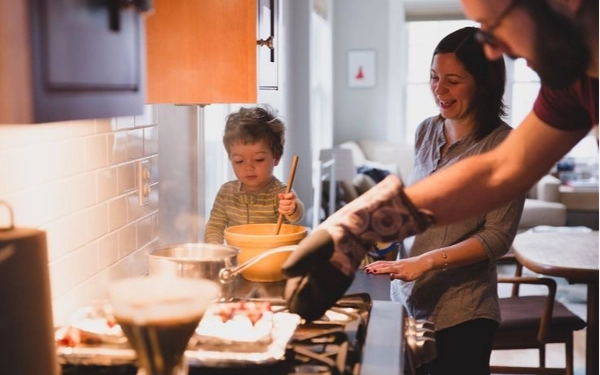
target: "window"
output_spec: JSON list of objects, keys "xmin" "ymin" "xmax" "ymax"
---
[{"xmin": 507, "ymin": 58, "xmax": 540, "ymax": 127}]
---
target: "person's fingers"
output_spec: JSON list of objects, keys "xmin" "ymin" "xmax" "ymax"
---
[
  {"xmin": 279, "ymin": 192, "xmax": 295, "ymax": 200},
  {"xmin": 364, "ymin": 263, "xmax": 395, "ymax": 274}
]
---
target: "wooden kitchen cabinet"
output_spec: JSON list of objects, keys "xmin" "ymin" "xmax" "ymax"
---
[
  {"xmin": 0, "ymin": 0, "xmax": 146, "ymax": 124},
  {"xmin": 146, "ymin": 0, "xmax": 277, "ymax": 104}
]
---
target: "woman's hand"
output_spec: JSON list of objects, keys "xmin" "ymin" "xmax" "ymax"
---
[
  {"xmin": 364, "ymin": 256, "xmax": 431, "ymax": 281},
  {"xmin": 278, "ymin": 192, "xmax": 297, "ymax": 216}
]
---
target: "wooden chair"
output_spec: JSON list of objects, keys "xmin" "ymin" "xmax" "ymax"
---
[
  {"xmin": 497, "ymin": 248, "xmax": 524, "ymax": 295},
  {"xmin": 491, "ymin": 274, "xmax": 587, "ymax": 375}
]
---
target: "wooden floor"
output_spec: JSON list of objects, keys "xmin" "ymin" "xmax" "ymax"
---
[{"xmin": 491, "ymin": 264, "xmax": 588, "ymax": 375}]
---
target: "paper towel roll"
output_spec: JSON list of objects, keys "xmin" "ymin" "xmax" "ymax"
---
[{"xmin": 0, "ymin": 227, "xmax": 59, "ymax": 375}]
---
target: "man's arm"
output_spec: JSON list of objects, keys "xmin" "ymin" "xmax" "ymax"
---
[{"xmin": 406, "ymin": 111, "xmax": 590, "ymax": 225}]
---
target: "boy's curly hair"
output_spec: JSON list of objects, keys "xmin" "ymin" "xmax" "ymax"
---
[{"xmin": 223, "ymin": 105, "xmax": 285, "ymax": 160}]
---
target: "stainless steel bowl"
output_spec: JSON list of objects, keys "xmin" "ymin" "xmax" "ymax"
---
[{"xmin": 147, "ymin": 243, "xmax": 240, "ymax": 296}]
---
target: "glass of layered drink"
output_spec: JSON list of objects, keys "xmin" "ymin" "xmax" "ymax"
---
[{"xmin": 108, "ymin": 276, "xmax": 221, "ymax": 375}]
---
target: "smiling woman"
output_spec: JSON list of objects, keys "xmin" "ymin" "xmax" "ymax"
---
[
  {"xmin": 403, "ymin": 19, "xmax": 597, "ymax": 163},
  {"xmin": 360, "ymin": 26, "xmax": 527, "ymax": 375},
  {"xmin": 404, "ymin": 20, "xmax": 478, "ymax": 142}
]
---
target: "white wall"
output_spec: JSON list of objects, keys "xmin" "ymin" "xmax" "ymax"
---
[
  {"xmin": 279, "ymin": 0, "xmax": 334, "ymax": 218},
  {"xmin": 332, "ymin": 0, "xmax": 463, "ymax": 145},
  {"xmin": 333, "ymin": 0, "xmax": 393, "ymax": 144}
]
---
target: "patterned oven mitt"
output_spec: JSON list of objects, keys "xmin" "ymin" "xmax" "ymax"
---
[{"xmin": 282, "ymin": 175, "xmax": 435, "ymax": 321}]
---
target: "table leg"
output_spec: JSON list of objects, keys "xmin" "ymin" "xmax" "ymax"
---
[{"xmin": 586, "ymin": 281, "xmax": 598, "ymax": 375}]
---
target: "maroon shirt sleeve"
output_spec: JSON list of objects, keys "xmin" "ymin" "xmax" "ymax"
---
[{"xmin": 533, "ymin": 77, "xmax": 598, "ymax": 131}]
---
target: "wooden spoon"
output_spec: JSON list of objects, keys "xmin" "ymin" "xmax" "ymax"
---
[{"xmin": 275, "ymin": 155, "xmax": 299, "ymax": 235}]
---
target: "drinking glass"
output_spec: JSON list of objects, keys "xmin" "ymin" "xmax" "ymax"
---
[{"xmin": 108, "ymin": 276, "xmax": 221, "ymax": 375}]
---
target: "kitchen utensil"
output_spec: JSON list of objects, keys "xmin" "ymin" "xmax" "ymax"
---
[
  {"xmin": 275, "ymin": 154, "xmax": 299, "ymax": 235},
  {"xmin": 224, "ymin": 223, "xmax": 307, "ymax": 282},
  {"xmin": 147, "ymin": 243, "xmax": 240, "ymax": 296},
  {"xmin": 218, "ymin": 245, "xmax": 297, "ymax": 282},
  {"xmin": 0, "ymin": 201, "xmax": 59, "ymax": 375},
  {"xmin": 108, "ymin": 276, "xmax": 220, "ymax": 375},
  {"xmin": 147, "ymin": 239, "xmax": 305, "ymax": 285}
]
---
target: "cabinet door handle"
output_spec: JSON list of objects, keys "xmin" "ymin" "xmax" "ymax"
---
[
  {"xmin": 257, "ymin": 0, "xmax": 276, "ymax": 62},
  {"xmin": 105, "ymin": 0, "xmax": 153, "ymax": 32},
  {"xmin": 256, "ymin": 36, "xmax": 274, "ymax": 50}
]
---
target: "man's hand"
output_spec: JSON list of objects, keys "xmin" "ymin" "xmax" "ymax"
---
[{"xmin": 282, "ymin": 175, "xmax": 435, "ymax": 320}]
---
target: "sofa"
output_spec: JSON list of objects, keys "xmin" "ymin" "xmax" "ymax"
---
[{"xmin": 331, "ymin": 140, "xmax": 569, "ymax": 232}]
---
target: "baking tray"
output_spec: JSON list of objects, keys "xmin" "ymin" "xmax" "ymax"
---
[
  {"xmin": 186, "ymin": 312, "xmax": 300, "ymax": 367},
  {"xmin": 56, "ymin": 305, "xmax": 300, "ymax": 368}
]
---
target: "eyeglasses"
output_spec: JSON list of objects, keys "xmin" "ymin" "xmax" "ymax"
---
[{"xmin": 475, "ymin": 0, "xmax": 521, "ymax": 47}]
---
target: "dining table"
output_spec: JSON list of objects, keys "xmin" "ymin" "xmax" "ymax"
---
[{"xmin": 511, "ymin": 230, "xmax": 599, "ymax": 375}]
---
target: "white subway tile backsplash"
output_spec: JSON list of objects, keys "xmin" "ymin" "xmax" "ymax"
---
[
  {"xmin": 117, "ymin": 162, "xmax": 137, "ymax": 195},
  {"xmin": 127, "ymin": 246, "xmax": 151, "ymax": 277},
  {"xmin": 108, "ymin": 131, "xmax": 129, "ymax": 165},
  {"xmin": 118, "ymin": 222, "xmax": 137, "ymax": 258},
  {"xmin": 0, "ymin": 113, "xmax": 160, "ymax": 326},
  {"xmin": 127, "ymin": 188, "xmax": 156, "ymax": 222},
  {"xmin": 111, "ymin": 116, "xmax": 136, "ymax": 131},
  {"xmin": 95, "ymin": 118, "xmax": 113, "ymax": 134},
  {"xmin": 7, "ymin": 188, "xmax": 43, "ymax": 227},
  {"xmin": 48, "ymin": 259, "xmax": 69, "ymax": 300},
  {"xmin": 86, "ymin": 202, "xmax": 109, "ymax": 242},
  {"xmin": 84, "ymin": 134, "xmax": 108, "ymax": 171},
  {"xmin": 0, "ymin": 125, "xmax": 28, "ymax": 148},
  {"xmin": 16, "ymin": 145, "xmax": 41, "ymax": 187},
  {"xmin": 72, "ymin": 172, "xmax": 97, "ymax": 211},
  {"xmin": 108, "ymin": 258, "xmax": 130, "ymax": 283},
  {"xmin": 136, "ymin": 214, "xmax": 154, "ymax": 250},
  {"xmin": 35, "ymin": 141, "xmax": 60, "ymax": 184},
  {"xmin": 72, "ymin": 242, "xmax": 100, "ymax": 283},
  {"xmin": 126, "ymin": 128, "xmax": 144, "ymax": 160},
  {"xmin": 69, "ymin": 137, "xmax": 86, "ymax": 176},
  {"xmin": 40, "ymin": 178, "xmax": 74, "ymax": 222},
  {"xmin": 48, "ymin": 240, "xmax": 94, "ymax": 299},
  {"xmin": 68, "ymin": 119, "xmax": 98, "ymax": 138},
  {"xmin": 44, "ymin": 211, "xmax": 87, "ymax": 260},
  {"xmin": 143, "ymin": 126, "xmax": 159, "ymax": 156},
  {"xmin": 152, "ymin": 211, "xmax": 159, "ymax": 239},
  {"xmin": 98, "ymin": 231, "xmax": 120, "ymax": 269},
  {"xmin": 0, "ymin": 148, "xmax": 21, "ymax": 195},
  {"xmin": 57, "ymin": 139, "xmax": 80, "ymax": 178},
  {"xmin": 108, "ymin": 196, "xmax": 128, "ymax": 232},
  {"xmin": 90, "ymin": 271, "xmax": 112, "ymax": 302},
  {"xmin": 97, "ymin": 167, "xmax": 118, "ymax": 203}
]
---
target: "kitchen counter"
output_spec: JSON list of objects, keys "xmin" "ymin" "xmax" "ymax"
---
[{"xmin": 347, "ymin": 271, "xmax": 392, "ymax": 301}]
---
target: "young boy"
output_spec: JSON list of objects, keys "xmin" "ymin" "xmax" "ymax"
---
[{"xmin": 204, "ymin": 106, "xmax": 305, "ymax": 244}]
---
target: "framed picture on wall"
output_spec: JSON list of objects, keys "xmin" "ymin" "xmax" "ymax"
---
[{"xmin": 347, "ymin": 49, "xmax": 376, "ymax": 89}]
